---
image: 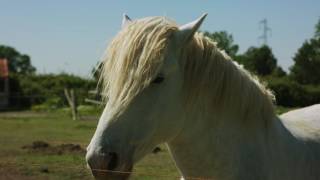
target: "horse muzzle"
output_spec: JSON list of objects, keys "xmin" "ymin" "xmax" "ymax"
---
[{"xmin": 86, "ymin": 150, "xmax": 133, "ymax": 180}]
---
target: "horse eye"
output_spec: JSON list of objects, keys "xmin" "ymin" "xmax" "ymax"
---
[{"xmin": 152, "ymin": 76, "xmax": 164, "ymax": 84}]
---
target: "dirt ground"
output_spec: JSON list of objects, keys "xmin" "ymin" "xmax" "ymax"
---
[
  {"xmin": 0, "ymin": 166, "xmax": 35, "ymax": 180},
  {"xmin": 22, "ymin": 141, "xmax": 86, "ymax": 155}
]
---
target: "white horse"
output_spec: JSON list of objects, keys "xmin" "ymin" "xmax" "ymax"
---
[{"xmin": 86, "ymin": 14, "xmax": 320, "ymax": 180}]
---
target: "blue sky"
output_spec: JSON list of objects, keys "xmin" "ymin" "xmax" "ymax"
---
[{"xmin": 1, "ymin": 0, "xmax": 319, "ymax": 77}]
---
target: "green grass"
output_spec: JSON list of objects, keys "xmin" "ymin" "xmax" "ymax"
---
[
  {"xmin": 0, "ymin": 110, "xmax": 179, "ymax": 180},
  {"xmin": 0, "ymin": 106, "xmax": 295, "ymax": 180}
]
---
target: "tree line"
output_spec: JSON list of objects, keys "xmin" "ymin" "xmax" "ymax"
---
[
  {"xmin": 204, "ymin": 18, "xmax": 320, "ymax": 83},
  {"xmin": 203, "ymin": 18, "xmax": 320, "ymax": 107},
  {"xmin": 1, "ymin": 18, "xmax": 320, "ymax": 109},
  {"xmin": 0, "ymin": 46, "xmax": 96, "ymax": 110}
]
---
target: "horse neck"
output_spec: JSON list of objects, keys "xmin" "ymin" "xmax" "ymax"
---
[
  {"xmin": 167, "ymin": 109, "xmax": 279, "ymax": 179},
  {"xmin": 175, "ymin": 37, "xmax": 279, "ymax": 145},
  {"xmin": 180, "ymin": 35, "xmax": 276, "ymax": 127},
  {"xmin": 168, "ymin": 44, "xmax": 280, "ymax": 177}
]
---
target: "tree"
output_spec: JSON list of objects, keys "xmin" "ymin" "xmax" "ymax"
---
[
  {"xmin": 272, "ymin": 66, "xmax": 287, "ymax": 77},
  {"xmin": 290, "ymin": 18, "xmax": 320, "ymax": 84},
  {"xmin": 203, "ymin": 31, "xmax": 239, "ymax": 58},
  {"xmin": 236, "ymin": 45, "xmax": 277, "ymax": 76},
  {"xmin": 0, "ymin": 45, "xmax": 36, "ymax": 74},
  {"xmin": 290, "ymin": 39, "xmax": 320, "ymax": 84},
  {"xmin": 315, "ymin": 18, "xmax": 320, "ymax": 39}
]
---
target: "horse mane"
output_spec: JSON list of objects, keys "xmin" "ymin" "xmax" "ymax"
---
[
  {"xmin": 99, "ymin": 16, "xmax": 275, "ymax": 121},
  {"xmin": 99, "ymin": 17, "xmax": 177, "ymax": 114},
  {"xmin": 181, "ymin": 33, "xmax": 276, "ymax": 121}
]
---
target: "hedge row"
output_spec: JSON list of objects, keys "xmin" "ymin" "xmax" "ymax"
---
[
  {"xmin": 5, "ymin": 73, "xmax": 320, "ymax": 109},
  {"xmin": 265, "ymin": 76, "xmax": 320, "ymax": 107},
  {"xmin": 7, "ymin": 73, "xmax": 96, "ymax": 109}
]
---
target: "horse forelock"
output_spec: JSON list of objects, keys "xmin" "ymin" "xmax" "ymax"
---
[{"xmin": 99, "ymin": 17, "xmax": 178, "ymax": 114}]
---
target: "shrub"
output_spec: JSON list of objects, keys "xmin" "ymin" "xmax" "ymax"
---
[
  {"xmin": 265, "ymin": 76, "xmax": 320, "ymax": 107},
  {"xmin": 8, "ymin": 73, "xmax": 96, "ymax": 109}
]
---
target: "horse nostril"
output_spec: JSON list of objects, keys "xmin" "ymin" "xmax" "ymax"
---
[{"xmin": 107, "ymin": 152, "xmax": 118, "ymax": 170}]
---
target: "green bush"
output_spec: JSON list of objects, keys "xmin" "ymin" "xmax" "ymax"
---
[
  {"xmin": 31, "ymin": 97, "xmax": 62, "ymax": 111},
  {"xmin": 8, "ymin": 73, "xmax": 96, "ymax": 109},
  {"xmin": 9, "ymin": 72, "xmax": 320, "ymax": 110},
  {"xmin": 265, "ymin": 76, "xmax": 320, "ymax": 107}
]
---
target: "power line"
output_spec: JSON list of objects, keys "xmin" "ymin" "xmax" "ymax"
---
[{"xmin": 258, "ymin": 18, "xmax": 272, "ymax": 45}]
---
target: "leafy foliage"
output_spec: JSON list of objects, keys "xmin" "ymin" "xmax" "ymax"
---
[
  {"xmin": 236, "ymin": 45, "xmax": 277, "ymax": 76},
  {"xmin": 0, "ymin": 45, "xmax": 36, "ymax": 74},
  {"xmin": 271, "ymin": 66, "xmax": 287, "ymax": 77},
  {"xmin": 289, "ymin": 17, "xmax": 320, "ymax": 85},
  {"xmin": 265, "ymin": 76, "xmax": 320, "ymax": 107},
  {"xmin": 9, "ymin": 73, "xmax": 96, "ymax": 109},
  {"xmin": 203, "ymin": 31, "xmax": 239, "ymax": 58},
  {"xmin": 315, "ymin": 18, "xmax": 320, "ymax": 39},
  {"xmin": 290, "ymin": 38, "xmax": 320, "ymax": 85}
]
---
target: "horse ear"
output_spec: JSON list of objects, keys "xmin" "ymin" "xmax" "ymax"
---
[
  {"xmin": 176, "ymin": 13, "xmax": 207, "ymax": 44},
  {"xmin": 122, "ymin": 13, "xmax": 132, "ymax": 28}
]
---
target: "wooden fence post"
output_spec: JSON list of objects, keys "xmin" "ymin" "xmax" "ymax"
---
[{"xmin": 64, "ymin": 88, "xmax": 78, "ymax": 120}]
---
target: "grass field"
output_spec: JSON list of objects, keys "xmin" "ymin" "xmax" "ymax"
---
[
  {"xmin": 0, "ymin": 106, "xmax": 293, "ymax": 180},
  {"xmin": 0, "ymin": 109, "xmax": 179, "ymax": 180}
]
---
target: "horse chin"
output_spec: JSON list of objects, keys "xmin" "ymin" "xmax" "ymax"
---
[{"xmin": 91, "ymin": 164, "xmax": 133, "ymax": 180}]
